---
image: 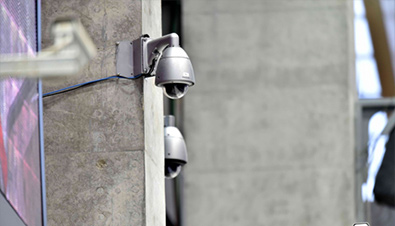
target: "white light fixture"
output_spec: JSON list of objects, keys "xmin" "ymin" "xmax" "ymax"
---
[{"xmin": 0, "ymin": 18, "xmax": 96, "ymax": 78}]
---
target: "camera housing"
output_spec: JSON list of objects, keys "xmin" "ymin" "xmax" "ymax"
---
[
  {"xmin": 115, "ymin": 33, "xmax": 195, "ymax": 99},
  {"xmin": 164, "ymin": 115, "xmax": 188, "ymax": 179},
  {"xmin": 155, "ymin": 46, "xmax": 195, "ymax": 99}
]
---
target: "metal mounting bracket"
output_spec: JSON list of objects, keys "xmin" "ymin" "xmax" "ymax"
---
[
  {"xmin": 115, "ymin": 34, "xmax": 180, "ymax": 77},
  {"xmin": 116, "ymin": 41, "xmax": 134, "ymax": 77}
]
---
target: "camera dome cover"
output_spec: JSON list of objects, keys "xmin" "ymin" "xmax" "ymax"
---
[
  {"xmin": 164, "ymin": 126, "xmax": 188, "ymax": 164},
  {"xmin": 155, "ymin": 47, "xmax": 195, "ymax": 87}
]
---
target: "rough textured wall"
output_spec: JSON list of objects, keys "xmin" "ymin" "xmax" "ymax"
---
[
  {"xmin": 142, "ymin": 1, "xmax": 165, "ymax": 226},
  {"xmin": 183, "ymin": 0, "xmax": 356, "ymax": 225},
  {"xmin": 42, "ymin": 0, "xmax": 164, "ymax": 225}
]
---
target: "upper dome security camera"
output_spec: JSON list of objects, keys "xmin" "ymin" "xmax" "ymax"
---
[
  {"xmin": 115, "ymin": 33, "xmax": 195, "ymax": 99},
  {"xmin": 155, "ymin": 46, "xmax": 195, "ymax": 99},
  {"xmin": 164, "ymin": 115, "xmax": 188, "ymax": 179}
]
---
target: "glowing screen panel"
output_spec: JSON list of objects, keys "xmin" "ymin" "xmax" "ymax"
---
[{"xmin": 0, "ymin": 0, "xmax": 43, "ymax": 225}]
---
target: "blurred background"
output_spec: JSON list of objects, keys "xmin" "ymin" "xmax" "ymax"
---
[{"xmin": 163, "ymin": 0, "xmax": 395, "ymax": 226}]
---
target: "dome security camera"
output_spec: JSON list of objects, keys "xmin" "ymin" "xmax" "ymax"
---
[
  {"xmin": 115, "ymin": 33, "xmax": 195, "ymax": 99},
  {"xmin": 155, "ymin": 46, "xmax": 195, "ymax": 99},
  {"xmin": 164, "ymin": 115, "xmax": 188, "ymax": 179}
]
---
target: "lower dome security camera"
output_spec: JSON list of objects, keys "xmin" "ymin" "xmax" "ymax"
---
[{"xmin": 164, "ymin": 115, "xmax": 188, "ymax": 179}]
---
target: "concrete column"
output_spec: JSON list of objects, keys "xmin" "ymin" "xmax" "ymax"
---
[
  {"xmin": 183, "ymin": 0, "xmax": 356, "ymax": 225},
  {"xmin": 42, "ymin": 0, "xmax": 164, "ymax": 225}
]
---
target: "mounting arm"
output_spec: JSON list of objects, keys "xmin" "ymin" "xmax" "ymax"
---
[{"xmin": 146, "ymin": 33, "xmax": 180, "ymax": 60}]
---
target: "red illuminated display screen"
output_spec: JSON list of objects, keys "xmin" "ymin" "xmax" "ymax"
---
[{"xmin": 0, "ymin": 0, "xmax": 43, "ymax": 225}]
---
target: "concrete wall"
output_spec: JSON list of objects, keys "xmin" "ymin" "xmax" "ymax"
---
[
  {"xmin": 183, "ymin": 0, "xmax": 356, "ymax": 225},
  {"xmin": 42, "ymin": 0, "xmax": 164, "ymax": 225}
]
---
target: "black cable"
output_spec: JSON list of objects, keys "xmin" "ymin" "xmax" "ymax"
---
[
  {"xmin": 44, "ymin": 44, "xmax": 160, "ymax": 98},
  {"xmin": 42, "ymin": 74, "xmax": 143, "ymax": 98}
]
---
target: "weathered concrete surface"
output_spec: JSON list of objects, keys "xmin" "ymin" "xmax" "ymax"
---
[
  {"xmin": 142, "ymin": 1, "xmax": 165, "ymax": 226},
  {"xmin": 45, "ymin": 151, "xmax": 145, "ymax": 225},
  {"xmin": 42, "ymin": 0, "xmax": 144, "ymax": 154},
  {"xmin": 42, "ymin": 0, "xmax": 164, "ymax": 225},
  {"xmin": 183, "ymin": 0, "xmax": 356, "ymax": 225}
]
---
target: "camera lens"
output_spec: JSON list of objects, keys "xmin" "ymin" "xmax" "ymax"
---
[
  {"xmin": 165, "ymin": 161, "xmax": 182, "ymax": 179},
  {"xmin": 163, "ymin": 83, "xmax": 189, "ymax": 99}
]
